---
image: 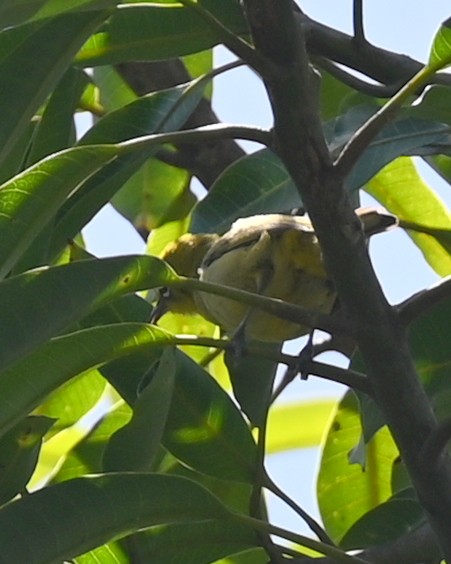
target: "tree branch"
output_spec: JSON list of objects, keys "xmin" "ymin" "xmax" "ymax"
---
[
  {"xmin": 298, "ymin": 11, "xmax": 451, "ymax": 89},
  {"xmin": 242, "ymin": 0, "xmax": 451, "ymax": 558}
]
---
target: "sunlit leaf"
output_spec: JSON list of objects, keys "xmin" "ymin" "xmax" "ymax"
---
[
  {"xmin": 429, "ymin": 18, "xmax": 451, "ymax": 68},
  {"xmin": 366, "ymin": 156, "xmax": 451, "ymax": 276},
  {"xmin": 317, "ymin": 391, "xmax": 399, "ymax": 543}
]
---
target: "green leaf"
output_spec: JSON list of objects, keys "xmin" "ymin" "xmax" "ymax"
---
[
  {"xmin": 317, "ymin": 391, "xmax": 399, "ymax": 543},
  {"xmin": 0, "ymin": 473, "xmax": 231, "ymax": 562},
  {"xmin": 429, "ymin": 18, "xmax": 451, "ymax": 68},
  {"xmin": 225, "ymin": 347, "xmax": 278, "ymax": 429},
  {"xmin": 76, "ymin": 2, "xmax": 247, "ymax": 66},
  {"xmin": 190, "ymin": 148, "xmax": 301, "ymax": 234},
  {"xmin": 0, "ymin": 0, "xmax": 48, "ymax": 28},
  {"xmin": 0, "ymin": 10, "xmax": 108, "ymax": 169},
  {"xmin": 74, "ymin": 541, "xmax": 129, "ymax": 564},
  {"xmin": 112, "ymin": 156, "xmax": 195, "ymax": 234},
  {"xmin": 326, "ymin": 106, "xmax": 451, "ymax": 191},
  {"xmin": 266, "ymin": 400, "xmax": 338, "ymax": 454},
  {"xmin": 0, "ymin": 323, "xmax": 173, "ymax": 438},
  {"xmin": 0, "ymin": 255, "xmax": 174, "ymax": 372},
  {"xmin": 52, "ymin": 403, "xmax": 133, "ymax": 483},
  {"xmin": 0, "ymin": 416, "xmax": 54, "ymax": 505},
  {"xmin": 0, "ymin": 144, "xmax": 119, "ymax": 278},
  {"xmin": 102, "ymin": 347, "xmax": 176, "ymax": 472},
  {"xmin": 123, "ymin": 519, "xmax": 258, "ymax": 564},
  {"xmin": 366, "ymin": 156, "xmax": 451, "ymax": 276},
  {"xmin": 36, "ymin": 370, "xmax": 107, "ymax": 435},
  {"xmin": 163, "ymin": 350, "xmax": 257, "ymax": 483},
  {"xmin": 27, "ymin": 67, "xmax": 89, "ymax": 165},
  {"xmin": 0, "ymin": 0, "xmax": 117, "ymax": 29},
  {"xmin": 51, "ymin": 80, "xmax": 204, "ymax": 254},
  {"xmin": 340, "ymin": 497, "xmax": 425, "ymax": 550}
]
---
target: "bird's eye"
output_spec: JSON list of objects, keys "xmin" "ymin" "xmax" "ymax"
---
[{"xmin": 161, "ymin": 287, "xmax": 171, "ymax": 299}]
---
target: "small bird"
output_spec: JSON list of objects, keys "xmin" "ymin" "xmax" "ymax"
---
[{"xmin": 154, "ymin": 209, "xmax": 396, "ymax": 343}]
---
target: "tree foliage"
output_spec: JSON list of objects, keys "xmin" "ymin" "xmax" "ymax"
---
[{"xmin": 0, "ymin": 1, "xmax": 450, "ymax": 562}]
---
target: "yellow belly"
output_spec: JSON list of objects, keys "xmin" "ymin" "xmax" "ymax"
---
[{"xmin": 196, "ymin": 223, "xmax": 336, "ymax": 342}]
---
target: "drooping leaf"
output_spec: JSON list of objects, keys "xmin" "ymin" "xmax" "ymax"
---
[
  {"xmin": 102, "ymin": 347, "xmax": 176, "ymax": 472},
  {"xmin": 225, "ymin": 348, "xmax": 278, "ymax": 429},
  {"xmin": 163, "ymin": 350, "xmax": 257, "ymax": 483}
]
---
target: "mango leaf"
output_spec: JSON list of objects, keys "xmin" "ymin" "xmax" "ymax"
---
[
  {"xmin": 325, "ymin": 105, "xmax": 451, "ymax": 191},
  {"xmin": 0, "ymin": 10, "xmax": 108, "ymax": 169},
  {"xmin": 51, "ymin": 80, "xmax": 204, "ymax": 254},
  {"xmin": 190, "ymin": 148, "xmax": 301, "ymax": 234},
  {"xmin": 366, "ymin": 156, "xmax": 451, "ymax": 276},
  {"xmin": 0, "ymin": 255, "xmax": 174, "ymax": 372},
  {"xmin": 0, "ymin": 144, "xmax": 119, "ymax": 278},
  {"xmin": 51, "ymin": 403, "xmax": 133, "ymax": 483},
  {"xmin": 429, "ymin": 17, "xmax": 451, "ymax": 68},
  {"xmin": 0, "ymin": 323, "xmax": 173, "ymax": 439},
  {"xmin": 266, "ymin": 400, "xmax": 338, "ymax": 454},
  {"xmin": 35, "ymin": 369, "xmax": 107, "ymax": 435},
  {"xmin": 76, "ymin": 1, "xmax": 247, "ymax": 66},
  {"xmin": 339, "ymin": 496, "xmax": 425, "ymax": 550},
  {"xmin": 317, "ymin": 391, "xmax": 399, "ymax": 543},
  {"xmin": 0, "ymin": 0, "xmax": 117, "ymax": 29},
  {"xmin": 0, "ymin": 416, "xmax": 54, "ymax": 505},
  {"xmin": 0, "ymin": 473, "xmax": 233, "ymax": 562},
  {"xmin": 163, "ymin": 350, "xmax": 257, "ymax": 483},
  {"xmin": 120, "ymin": 519, "xmax": 258, "ymax": 564},
  {"xmin": 102, "ymin": 347, "xmax": 176, "ymax": 472},
  {"xmin": 357, "ymin": 294, "xmax": 451, "ymax": 442},
  {"xmin": 225, "ymin": 348, "xmax": 278, "ymax": 429},
  {"xmin": 27, "ymin": 67, "xmax": 89, "ymax": 166},
  {"xmin": 74, "ymin": 542, "xmax": 128, "ymax": 564}
]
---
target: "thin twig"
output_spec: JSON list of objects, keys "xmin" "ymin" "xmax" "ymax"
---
[
  {"xmin": 262, "ymin": 471, "xmax": 335, "ymax": 546},
  {"xmin": 313, "ymin": 56, "xmax": 404, "ymax": 98},
  {"xmin": 171, "ymin": 335, "xmax": 371, "ymax": 393},
  {"xmin": 352, "ymin": 0, "xmax": 365, "ymax": 45},
  {"xmin": 232, "ymin": 512, "xmax": 370, "ymax": 563},
  {"xmin": 177, "ymin": 277, "xmax": 350, "ymax": 336}
]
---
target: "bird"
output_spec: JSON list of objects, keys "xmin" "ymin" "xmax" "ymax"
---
[{"xmin": 153, "ymin": 209, "xmax": 397, "ymax": 343}]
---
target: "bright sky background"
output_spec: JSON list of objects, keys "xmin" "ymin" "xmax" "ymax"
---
[{"xmin": 82, "ymin": 1, "xmax": 451, "ymax": 540}]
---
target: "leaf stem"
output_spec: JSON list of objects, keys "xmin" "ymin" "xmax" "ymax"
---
[{"xmin": 231, "ymin": 512, "xmax": 369, "ymax": 563}]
